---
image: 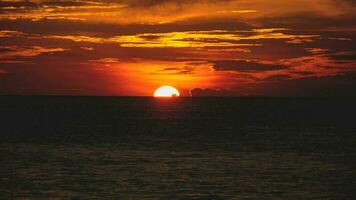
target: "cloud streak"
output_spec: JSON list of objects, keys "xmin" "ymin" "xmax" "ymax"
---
[
  {"xmin": 213, "ymin": 60, "xmax": 286, "ymax": 72},
  {"xmin": 0, "ymin": 45, "xmax": 67, "ymax": 58}
]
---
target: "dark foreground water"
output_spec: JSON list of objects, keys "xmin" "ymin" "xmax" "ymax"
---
[{"xmin": 0, "ymin": 96, "xmax": 355, "ymax": 199}]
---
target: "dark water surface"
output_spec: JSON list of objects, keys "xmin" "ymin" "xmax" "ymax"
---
[{"xmin": 0, "ymin": 96, "xmax": 355, "ymax": 199}]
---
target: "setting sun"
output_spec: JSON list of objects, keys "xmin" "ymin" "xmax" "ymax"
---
[{"xmin": 154, "ymin": 86, "xmax": 180, "ymax": 97}]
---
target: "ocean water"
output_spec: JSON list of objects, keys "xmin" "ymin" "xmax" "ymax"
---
[{"xmin": 0, "ymin": 96, "xmax": 355, "ymax": 199}]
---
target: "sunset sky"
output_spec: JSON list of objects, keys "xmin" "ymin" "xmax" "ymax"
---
[{"xmin": 0, "ymin": 0, "xmax": 355, "ymax": 96}]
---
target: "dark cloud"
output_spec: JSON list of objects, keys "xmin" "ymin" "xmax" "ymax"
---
[
  {"xmin": 139, "ymin": 35, "xmax": 161, "ymax": 40},
  {"xmin": 160, "ymin": 66, "xmax": 194, "ymax": 74},
  {"xmin": 0, "ymin": 68, "xmax": 7, "ymax": 74},
  {"xmin": 191, "ymin": 88, "xmax": 235, "ymax": 97},
  {"xmin": 122, "ymin": 0, "xmax": 234, "ymax": 7},
  {"xmin": 0, "ymin": 19, "xmax": 252, "ymax": 36},
  {"xmin": 193, "ymin": 72, "xmax": 356, "ymax": 97},
  {"xmin": 163, "ymin": 67, "xmax": 181, "ymax": 71},
  {"xmin": 0, "ymin": 0, "xmax": 91, "ymax": 8},
  {"xmin": 0, "ymin": 1, "xmax": 37, "ymax": 8},
  {"xmin": 263, "ymin": 74, "xmax": 290, "ymax": 82},
  {"xmin": 123, "ymin": 0, "xmax": 191, "ymax": 7},
  {"xmin": 0, "ymin": 61, "xmax": 116, "ymax": 96},
  {"xmin": 260, "ymin": 14, "xmax": 356, "ymax": 33},
  {"xmin": 213, "ymin": 60, "xmax": 286, "ymax": 72},
  {"xmin": 39, "ymin": 1, "xmax": 88, "ymax": 7},
  {"xmin": 343, "ymin": 0, "xmax": 356, "ymax": 5},
  {"xmin": 0, "ymin": 46, "xmax": 14, "ymax": 53},
  {"xmin": 252, "ymin": 72, "xmax": 356, "ymax": 97},
  {"xmin": 294, "ymin": 71, "xmax": 316, "ymax": 75},
  {"xmin": 329, "ymin": 53, "xmax": 356, "ymax": 61}
]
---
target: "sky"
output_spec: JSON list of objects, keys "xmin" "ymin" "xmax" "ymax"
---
[{"xmin": 0, "ymin": 0, "xmax": 355, "ymax": 96}]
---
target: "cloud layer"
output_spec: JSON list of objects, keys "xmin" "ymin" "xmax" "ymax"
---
[{"xmin": 0, "ymin": 0, "xmax": 355, "ymax": 96}]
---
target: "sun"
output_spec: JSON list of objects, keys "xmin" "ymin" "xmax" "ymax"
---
[{"xmin": 154, "ymin": 86, "xmax": 180, "ymax": 97}]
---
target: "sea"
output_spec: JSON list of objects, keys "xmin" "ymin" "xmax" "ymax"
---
[{"xmin": 0, "ymin": 96, "xmax": 355, "ymax": 199}]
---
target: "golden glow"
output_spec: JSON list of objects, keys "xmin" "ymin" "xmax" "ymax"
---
[
  {"xmin": 88, "ymin": 60, "xmax": 219, "ymax": 96},
  {"xmin": 46, "ymin": 29, "xmax": 318, "ymax": 48},
  {"xmin": 154, "ymin": 86, "xmax": 180, "ymax": 97}
]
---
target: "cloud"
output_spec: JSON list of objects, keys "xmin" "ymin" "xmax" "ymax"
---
[
  {"xmin": 0, "ymin": 30, "xmax": 24, "ymax": 37},
  {"xmin": 213, "ymin": 60, "xmax": 286, "ymax": 72},
  {"xmin": 1, "ymin": 0, "xmax": 354, "ymax": 25},
  {"xmin": 281, "ymin": 52, "xmax": 356, "ymax": 70},
  {"xmin": 190, "ymin": 88, "xmax": 235, "ymax": 96},
  {"xmin": 41, "ymin": 29, "xmax": 317, "ymax": 50},
  {"xmin": 328, "ymin": 37, "xmax": 352, "ymax": 41},
  {"xmin": 328, "ymin": 52, "xmax": 356, "ymax": 61},
  {"xmin": 262, "ymin": 74, "xmax": 291, "ymax": 82},
  {"xmin": 0, "ymin": 45, "xmax": 67, "ymax": 58},
  {"xmin": 0, "ymin": 0, "xmax": 37, "ymax": 9},
  {"xmin": 253, "ymin": 72, "xmax": 356, "ymax": 96},
  {"xmin": 0, "ymin": 18, "xmax": 252, "ymax": 37},
  {"xmin": 80, "ymin": 46, "xmax": 94, "ymax": 51},
  {"xmin": 160, "ymin": 66, "xmax": 194, "ymax": 74},
  {"xmin": 191, "ymin": 71, "xmax": 356, "ymax": 96},
  {"xmin": 0, "ymin": 68, "xmax": 7, "ymax": 74},
  {"xmin": 0, "ymin": 0, "xmax": 125, "ymax": 21},
  {"xmin": 0, "ymin": 0, "xmax": 234, "ymax": 23},
  {"xmin": 89, "ymin": 57, "xmax": 120, "ymax": 63},
  {"xmin": 306, "ymin": 48, "xmax": 330, "ymax": 54}
]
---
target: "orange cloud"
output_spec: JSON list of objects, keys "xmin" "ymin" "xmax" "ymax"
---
[
  {"xmin": 44, "ymin": 29, "xmax": 318, "ymax": 49},
  {"xmin": 1, "ymin": 0, "xmax": 354, "ymax": 24},
  {"xmin": 0, "ymin": 45, "xmax": 67, "ymax": 58},
  {"xmin": 0, "ymin": 30, "xmax": 24, "ymax": 37}
]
